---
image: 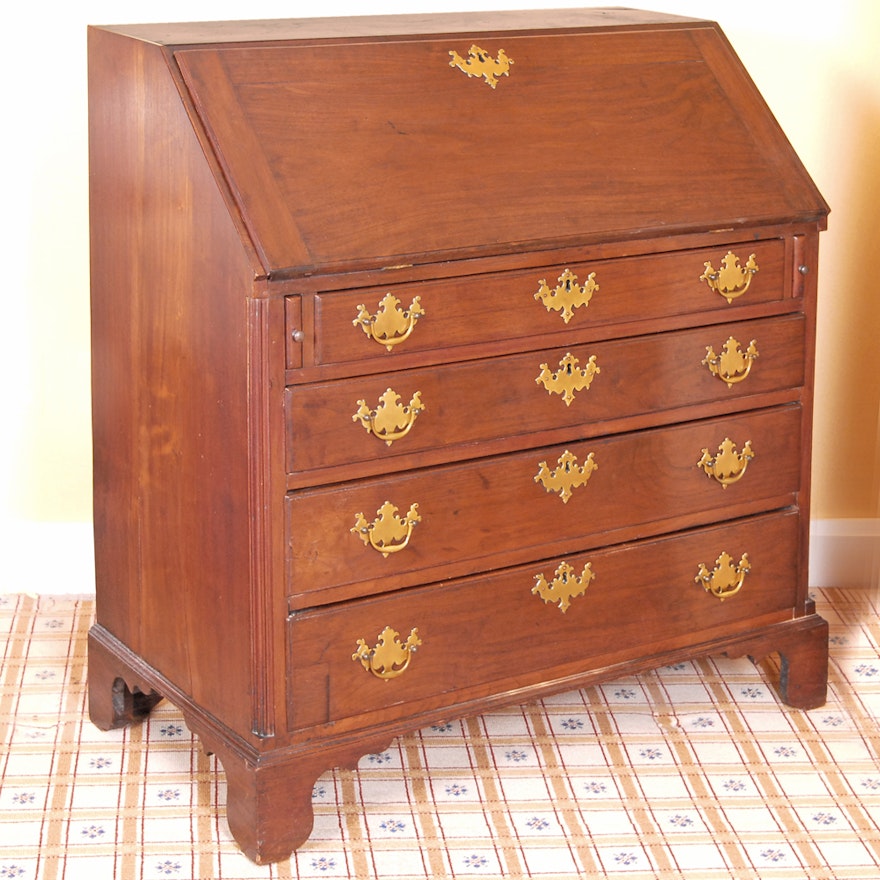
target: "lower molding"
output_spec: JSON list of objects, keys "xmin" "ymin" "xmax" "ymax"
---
[
  {"xmin": 809, "ymin": 518, "xmax": 880, "ymax": 588},
  {"xmin": 3, "ymin": 518, "xmax": 877, "ymax": 594}
]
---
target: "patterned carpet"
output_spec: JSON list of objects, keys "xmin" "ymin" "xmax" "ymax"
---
[{"xmin": 1, "ymin": 587, "xmax": 879, "ymax": 880}]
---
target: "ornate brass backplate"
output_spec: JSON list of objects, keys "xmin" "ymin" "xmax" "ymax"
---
[
  {"xmin": 700, "ymin": 251, "xmax": 759, "ymax": 303},
  {"xmin": 448, "ymin": 45, "xmax": 513, "ymax": 88},
  {"xmin": 351, "ymin": 500, "xmax": 421, "ymax": 557},
  {"xmin": 695, "ymin": 551, "xmax": 750, "ymax": 601},
  {"xmin": 697, "ymin": 438, "xmax": 755, "ymax": 488},
  {"xmin": 702, "ymin": 337, "xmax": 759, "ymax": 387},
  {"xmin": 534, "ymin": 268, "xmax": 599, "ymax": 323},
  {"xmin": 535, "ymin": 450, "xmax": 598, "ymax": 503},
  {"xmin": 353, "ymin": 388, "xmax": 425, "ymax": 444},
  {"xmin": 353, "ymin": 293, "xmax": 425, "ymax": 351},
  {"xmin": 533, "ymin": 560, "xmax": 595, "ymax": 613},
  {"xmin": 352, "ymin": 626, "xmax": 422, "ymax": 680},
  {"xmin": 536, "ymin": 352, "xmax": 601, "ymax": 405}
]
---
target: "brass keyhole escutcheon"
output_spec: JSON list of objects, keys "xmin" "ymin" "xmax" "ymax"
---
[
  {"xmin": 700, "ymin": 251, "xmax": 759, "ymax": 303},
  {"xmin": 533, "ymin": 560, "xmax": 595, "ymax": 613},
  {"xmin": 536, "ymin": 352, "xmax": 601, "ymax": 405},
  {"xmin": 353, "ymin": 626, "xmax": 422, "ymax": 680},
  {"xmin": 702, "ymin": 337, "xmax": 759, "ymax": 387},
  {"xmin": 535, "ymin": 450, "xmax": 597, "ymax": 503},
  {"xmin": 353, "ymin": 293, "xmax": 425, "ymax": 351},
  {"xmin": 695, "ymin": 551, "xmax": 750, "ymax": 601},
  {"xmin": 535, "ymin": 268, "xmax": 599, "ymax": 324},
  {"xmin": 448, "ymin": 45, "xmax": 513, "ymax": 88}
]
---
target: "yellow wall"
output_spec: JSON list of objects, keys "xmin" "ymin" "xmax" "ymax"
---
[{"xmin": 1, "ymin": 0, "xmax": 878, "ymax": 546}]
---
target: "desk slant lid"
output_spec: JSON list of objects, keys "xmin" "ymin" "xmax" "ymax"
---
[{"xmin": 106, "ymin": 9, "xmax": 828, "ymax": 275}]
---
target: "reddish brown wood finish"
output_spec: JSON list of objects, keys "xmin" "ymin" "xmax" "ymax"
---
[
  {"xmin": 88, "ymin": 632, "xmax": 162, "ymax": 730},
  {"xmin": 290, "ymin": 510, "xmax": 802, "ymax": 731},
  {"xmin": 88, "ymin": 9, "xmax": 829, "ymax": 864},
  {"xmin": 88, "ymin": 26, "xmax": 267, "ymax": 740},
  {"xmin": 310, "ymin": 239, "xmax": 789, "ymax": 368},
  {"xmin": 175, "ymin": 29, "xmax": 821, "ymax": 273},
  {"xmin": 285, "ymin": 316, "xmax": 805, "ymax": 477},
  {"xmin": 286, "ymin": 406, "xmax": 803, "ymax": 604}
]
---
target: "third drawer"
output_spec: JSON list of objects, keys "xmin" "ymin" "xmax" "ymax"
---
[{"xmin": 286, "ymin": 404, "xmax": 803, "ymax": 605}]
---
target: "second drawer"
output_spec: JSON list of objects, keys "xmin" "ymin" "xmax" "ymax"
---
[{"xmin": 285, "ymin": 314, "xmax": 804, "ymax": 480}]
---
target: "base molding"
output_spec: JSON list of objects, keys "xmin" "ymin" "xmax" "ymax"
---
[
  {"xmin": 88, "ymin": 611, "xmax": 829, "ymax": 864},
  {"xmin": 809, "ymin": 518, "xmax": 880, "ymax": 588}
]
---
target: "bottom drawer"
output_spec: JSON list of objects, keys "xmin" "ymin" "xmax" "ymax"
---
[{"xmin": 287, "ymin": 510, "xmax": 800, "ymax": 732}]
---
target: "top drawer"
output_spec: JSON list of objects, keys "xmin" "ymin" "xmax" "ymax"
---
[{"xmin": 299, "ymin": 240, "xmax": 787, "ymax": 368}]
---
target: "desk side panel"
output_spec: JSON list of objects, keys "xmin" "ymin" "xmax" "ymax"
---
[{"xmin": 88, "ymin": 27, "xmax": 275, "ymax": 739}]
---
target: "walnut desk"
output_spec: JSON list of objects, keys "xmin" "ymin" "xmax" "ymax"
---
[{"xmin": 87, "ymin": 8, "xmax": 829, "ymax": 863}]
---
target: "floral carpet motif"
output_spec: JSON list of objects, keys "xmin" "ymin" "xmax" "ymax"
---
[{"xmin": 1, "ymin": 588, "xmax": 879, "ymax": 879}]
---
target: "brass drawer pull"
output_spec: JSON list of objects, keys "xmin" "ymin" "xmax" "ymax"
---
[
  {"xmin": 700, "ymin": 250, "xmax": 759, "ymax": 303},
  {"xmin": 536, "ymin": 352, "xmax": 601, "ymax": 405},
  {"xmin": 702, "ymin": 336, "xmax": 759, "ymax": 387},
  {"xmin": 353, "ymin": 293, "xmax": 425, "ymax": 351},
  {"xmin": 535, "ymin": 450, "xmax": 597, "ymax": 503},
  {"xmin": 533, "ymin": 560, "xmax": 595, "ymax": 613},
  {"xmin": 448, "ymin": 45, "xmax": 513, "ymax": 89},
  {"xmin": 535, "ymin": 268, "xmax": 599, "ymax": 324},
  {"xmin": 697, "ymin": 438, "xmax": 755, "ymax": 487},
  {"xmin": 353, "ymin": 626, "xmax": 422, "ymax": 680},
  {"xmin": 353, "ymin": 388, "xmax": 425, "ymax": 444},
  {"xmin": 695, "ymin": 551, "xmax": 750, "ymax": 601},
  {"xmin": 351, "ymin": 501, "xmax": 421, "ymax": 557}
]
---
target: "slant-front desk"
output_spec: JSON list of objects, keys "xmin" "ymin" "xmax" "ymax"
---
[{"xmin": 87, "ymin": 8, "xmax": 829, "ymax": 863}]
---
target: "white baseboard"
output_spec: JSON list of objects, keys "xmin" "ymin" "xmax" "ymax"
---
[
  {"xmin": 0, "ymin": 521, "xmax": 95, "ymax": 595},
  {"xmin": 809, "ymin": 518, "xmax": 880, "ymax": 588},
  {"xmin": 2, "ymin": 519, "xmax": 877, "ymax": 595}
]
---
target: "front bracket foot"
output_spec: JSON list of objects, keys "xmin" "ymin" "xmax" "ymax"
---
[{"xmin": 727, "ymin": 613, "xmax": 829, "ymax": 710}]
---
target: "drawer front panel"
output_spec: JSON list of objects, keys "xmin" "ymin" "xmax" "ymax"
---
[
  {"xmin": 312, "ymin": 240, "xmax": 787, "ymax": 366},
  {"xmin": 286, "ymin": 406, "xmax": 802, "ymax": 600},
  {"xmin": 287, "ymin": 510, "xmax": 800, "ymax": 731},
  {"xmin": 286, "ymin": 314, "xmax": 804, "ymax": 475}
]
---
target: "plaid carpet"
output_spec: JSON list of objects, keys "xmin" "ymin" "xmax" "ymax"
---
[{"xmin": 1, "ymin": 587, "xmax": 879, "ymax": 880}]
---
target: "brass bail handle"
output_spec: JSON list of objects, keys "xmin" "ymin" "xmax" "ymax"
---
[
  {"xmin": 697, "ymin": 438, "xmax": 755, "ymax": 488},
  {"xmin": 353, "ymin": 293, "xmax": 425, "ymax": 351},
  {"xmin": 695, "ymin": 551, "xmax": 750, "ymax": 601},
  {"xmin": 353, "ymin": 626, "xmax": 422, "ymax": 680},
  {"xmin": 700, "ymin": 251, "xmax": 759, "ymax": 303},
  {"xmin": 351, "ymin": 501, "xmax": 421, "ymax": 557},
  {"xmin": 702, "ymin": 337, "xmax": 759, "ymax": 388},
  {"xmin": 353, "ymin": 388, "xmax": 425, "ymax": 445}
]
